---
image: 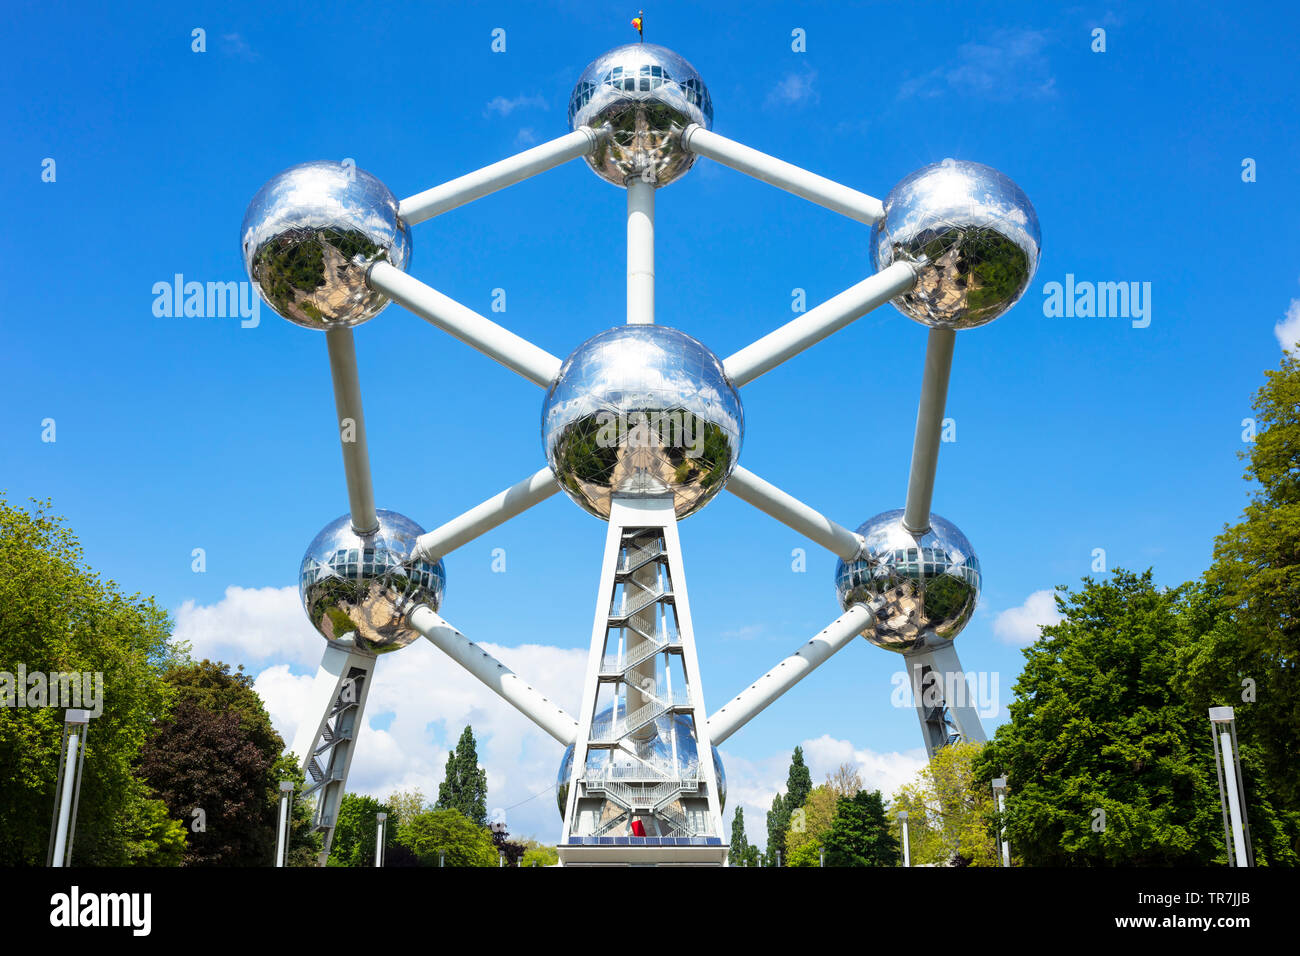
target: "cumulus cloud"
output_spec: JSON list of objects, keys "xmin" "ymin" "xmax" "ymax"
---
[
  {"xmin": 993, "ymin": 589, "xmax": 1063, "ymax": 646},
  {"xmin": 174, "ymin": 585, "xmax": 322, "ymax": 672},
  {"xmin": 721, "ymin": 735, "xmax": 927, "ymax": 850},
  {"xmin": 484, "ymin": 93, "xmax": 548, "ymax": 117},
  {"xmin": 900, "ymin": 28, "xmax": 1056, "ymax": 101},
  {"xmin": 765, "ymin": 67, "xmax": 818, "ymax": 108},
  {"xmin": 1275, "ymin": 295, "xmax": 1300, "ymax": 353},
  {"xmin": 173, "ymin": 586, "xmax": 586, "ymax": 841}
]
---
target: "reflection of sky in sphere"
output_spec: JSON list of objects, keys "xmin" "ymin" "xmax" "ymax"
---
[
  {"xmin": 542, "ymin": 326, "xmax": 743, "ymax": 442},
  {"xmin": 569, "ymin": 42, "xmax": 712, "ymax": 131},
  {"xmin": 240, "ymin": 161, "xmax": 410, "ymax": 275},
  {"xmin": 874, "ymin": 159, "xmax": 1040, "ymax": 271}
]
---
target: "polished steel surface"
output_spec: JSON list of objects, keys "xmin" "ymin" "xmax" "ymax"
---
[
  {"xmin": 300, "ymin": 509, "xmax": 445, "ymax": 654},
  {"xmin": 834, "ymin": 509, "xmax": 980, "ymax": 651},
  {"xmin": 542, "ymin": 325, "xmax": 743, "ymax": 520},
  {"xmin": 557, "ymin": 743, "xmax": 575, "ymax": 817},
  {"xmin": 242, "ymin": 161, "xmax": 412, "ymax": 330},
  {"xmin": 871, "ymin": 160, "xmax": 1040, "ymax": 330},
  {"xmin": 569, "ymin": 43, "xmax": 712, "ymax": 187}
]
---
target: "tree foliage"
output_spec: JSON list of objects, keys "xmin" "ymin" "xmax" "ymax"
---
[
  {"xmin": 435, "ymin": 726, "xmax": 488, "ymax": 826},
  {"xmin": 397, "ymin": 807, "xmax": 497, "ymax": 867},
  {"xmin": 327, "ymin": 792, "xmax": 394, "ymax": 867},
  {"xmin": 785, "ymin": 785, "xmax": 838, "ymax": 867},
  {"xmin": 822, "ymin": 790, "xmax": 898, "ymax": 867},
  {"xmin": 0, "ymin": 496, "xmax": 182, "ymax": 865},
  {"xmin": 890, "ymin": 742, "xmax": 997, "ymax": 866}
]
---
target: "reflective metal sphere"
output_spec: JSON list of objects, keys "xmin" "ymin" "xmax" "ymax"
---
[
  {"xmin": 871, "ymin": 160, "xmax": 1040, "ymax": 330},
  {"xmin": 241, "ymin": 161, "xmax": 412, "ymax": 330},
  {"xmin": 299, "ymin": 510, "xmax": 445, "ymax": 654},
  {"xmin": 556, "ymin": 744, "xmax": 575, "ymax": 818},
  {"xmin": 569, "ymin": 43, "xmax": 713, "ymax": 187},
  {"xmin": 542, "ymin": 325, "xmax": 743, "ymax": 520},
  {"xmin": 834, "ymin": 509, "xmax": 981, "ymax": 652}
]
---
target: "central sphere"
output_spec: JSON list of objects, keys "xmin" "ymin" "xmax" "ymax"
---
[
  {"xmin": 299, "ymin": 510, "xmax": 445, "ymax": 655},
  {"xmin": 871, "ymin": 159, "xmax": 1040, "ymax": 330},
  {"xmin": 834, "ymin": 509, "xmax": 981, "ymax": 652},
  {"xmin": 542, "ymin": 326, "xmax": 742, "ymax": 520},
  {"xmin": 241, "ymin": 160, "xmax": 412, "ymax": 330},
  {"xmin": 569, "ymin": 43, "xmax": 713, "ymax": 187}
]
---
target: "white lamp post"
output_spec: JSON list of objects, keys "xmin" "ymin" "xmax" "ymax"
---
[
  {"xmin": 275, "ymin": 780, "xmax": 294, "ymax": 867},
  {"xmin": 375, "ymin": 812, "xmax": 387, "ymax": 867},
  {"xmin": 899, "ymin": 810, "xmax": 911, "ymax": 867},
  {"xmin": 991, "ymin": 777, "xmax": 1010, "ymax": 867},
  {"xmin": 47, "ymin": 709, "xmax": 92, "ymax": 867},
  {"xmin": 1209, "ymin": 707, "xmax": 1253, "ymax": 867}
]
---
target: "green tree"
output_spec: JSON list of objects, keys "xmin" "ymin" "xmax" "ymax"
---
[
  {"xmin": 786, "ymin": 745, "xmax": 813, "ymax": 810},
  {"xmin": 974, "ymin": 571, "xmax": 1234, "ymax": 866},
  {"xmin": 765, "ymin": 791, "xmax": 787, "ymax": 866},
  {"xmin": 436, "ymin": 726, "xmax": 488, "ymax": 826},
  {"xmin": 890, "ymin": 742, "xmax": 998, "ymax": 866},
  {"xmin": 0, "ymin": 496, "xmax": 182, "ymax": 866},
  {"xmin": 397, "ymin": 807, "xmax": 497, "ymax": 867},
  {"xmin": 520, "ymin": 840, "xmax": 559, "ymax": 867},
  {"xmin": 729, "ymin": 807, "xmax": 751, "ymax": 864},
  {"xmin": 786, "ymin": 785, "xmax": 838, "ymax": 867},
  {"xmin": 139, "ymin": 660, "xmax": 318, "ymax": 865},
  {"xmin": 327, "ymin": 792, "xmax": 394, "ymax": 867},
  {"xmin": 822, "ymin": 789, "xmax": 898, "ymax": 867},
  {"xmin": 1197, "ymin": 351, "xmax": 1300, "ymax": 821}
]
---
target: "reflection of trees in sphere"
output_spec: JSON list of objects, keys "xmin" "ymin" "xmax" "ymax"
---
[
  {"xmin": 569, "ymin": 43, "xmax": 713, "ymax": 187},
  {"xmin": 300, "ymin": 510, "xmax": 444, "ymax": 654},
  {"xmin": 833, "ymin": 509, "xmax": 980, "ymax": 652},
  {"xmin": 541, "ymin": 326, "xmax": 743, "ymax": 520},
  {"xmin": 871, "ymin": 159, "xmax": 1040, "ymax": 330},
  {"xmin": 241, "ymin": 161, "xmax": 411, "ymax": 330}
]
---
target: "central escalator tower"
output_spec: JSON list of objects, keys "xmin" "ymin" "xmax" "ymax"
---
[{"xmin": 558, "ymin": 495, "xmax": 727, "ymax": 865}]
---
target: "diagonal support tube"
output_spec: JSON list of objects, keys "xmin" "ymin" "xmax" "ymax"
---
[
  {"xmin": 681, "ymin": 125, "xmax": 885, "ymax": 225},
  {"xmin": 325, "ymin": 327, "xmax": 379, "ymax": 534},
  {"xmin": 707, "ymin": 603, "xmax": 876, "ymax": 745},
  {"xmin": 902, "ymin": 328, "xmax": 956, "ymax": 534},
  {"xmin": 723, "ymin": 262, "xmax": 916, "ymax": 386},
  {"xmin": 398, "ymin": 127, "xmax": 602, "ymax": 225},
  {"xmin": 367, "ymin": 261, "xmax": 562, "ymax": 387},
  {"xmin": 412, "ymin": 466, "xmax": 560, "ymax": 562},
  {"xmin": 409, "ymin": 605, "xmax": 579, "ymax": 746},
  {"xmin": 725, "ymin": 465, "xmax": 862, "ymax": 561}
]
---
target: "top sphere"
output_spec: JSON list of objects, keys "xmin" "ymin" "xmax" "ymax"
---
[
  {"xmin": 569, "ymin": 43, "xmax": 712, "ymax": 187},
  {"xmin": 833, "ymin": 509, "xmax": 981, "ymax": 652},
  {"xmin": 241, "ymin": 161, "xmax": 411, "ymax": 330},
  {"xmin": 541, "ymin": 325, "xmax": 742, "ymax": 520},
  {"xmin": 871, "ymin": 160, "xmax": 1040, "ymax": 330}
]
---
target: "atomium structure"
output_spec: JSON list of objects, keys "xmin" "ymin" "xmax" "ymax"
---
[{"xmin": 242, "ymin": 39, "xmax": 1040, "ymax": 867}]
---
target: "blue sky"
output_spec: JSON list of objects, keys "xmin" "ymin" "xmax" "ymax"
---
[{"xmin": 3, "ymin": 1, "xmax": 1298, "ymax": 849}]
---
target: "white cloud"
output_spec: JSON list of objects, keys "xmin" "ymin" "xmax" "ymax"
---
[
  {"xmin": 900, "ymin": 29, "xmax": 1056, "ymax": 101},
  {"xmin": 720, "ymin": 736, "xmax": 927, "ymax": 851},
  {"xmin": 1275, "ymin": 296, "xmax": 1300, "ymax": 353},
  {"xmin": 514, "ymin": 127, "xmax": 538, "ymax": 147},
  {"xmin": 765, "ymin": 68, "xmax": 818, "ymax": 108},
  {"xmin": 174, "ymin": 585, "xmax": 322, "ymax": 672},
  {"xmin": 993, "ymin": 589, "xmax": 1063, "ymax": 646},
  {"xmin": 484, "ymin": 93, "xmax": 548, "ymax": 117}
]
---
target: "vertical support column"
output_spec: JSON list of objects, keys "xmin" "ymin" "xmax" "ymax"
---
[
  {"xmin": 903, "ymin": 640, "xmax": 986, "ymax": 758},
  {"xmin": 290, "ymin": 642, "xmax": 378, "ymax": 866},
  {"xmin": 627, "ymin": 177, "xmax": 655, "ymax": 325},
  {"xmin": 902, "ymin": 328, "xmax": 956, "ymax": 534},
  {"xmin": 991, "ymin": 777, "xmax": 1011, "ymax": 867}
]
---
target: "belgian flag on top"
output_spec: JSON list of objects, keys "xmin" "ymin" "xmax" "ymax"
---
[{"xmin": 632, "ymin": 11, "xmax": 644, "ymax": 42}]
